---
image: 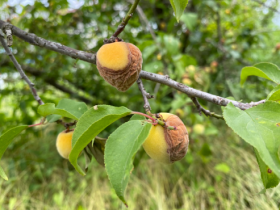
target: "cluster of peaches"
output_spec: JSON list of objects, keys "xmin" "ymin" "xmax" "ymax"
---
[{"xmin": 56, "ymin": 41, "xmax": 189, "ymax": 164}]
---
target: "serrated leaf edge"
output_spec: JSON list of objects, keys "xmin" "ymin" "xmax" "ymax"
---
[
  {"xmin": 223, "ymin": 102, "xmax": 280, "ymax": 178},
  {"xmin": 105, "ymin": 120, "xmax": 151, "ymax": 206}
]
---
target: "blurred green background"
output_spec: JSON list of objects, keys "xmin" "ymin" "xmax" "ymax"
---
[{"xmin": 1, "ymin": 0, "xmax": 280, "ymax": 209}]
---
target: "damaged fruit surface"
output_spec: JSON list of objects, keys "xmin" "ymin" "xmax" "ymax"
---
[
  {"xmin": 96, "ymin": 41, "xmax": 142, "ymax": 92},
  {"xmin": 143, "ymin": 113, "xmax": 189, "ymax": 164}
]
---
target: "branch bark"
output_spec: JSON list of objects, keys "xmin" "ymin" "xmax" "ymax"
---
[
  {"xmin": 0, "ymin": 20, "xmax": 266, "ymax": 111},
  {"xmin": 111, "ymin": 0, "xmax": 140, "ymax": 38},
  {"xmin": 252, "ymin": 0, "xmax": 280, "ymax": 15},
  {"xmin": 139, "ymin": 71, "xmax": 265, "ymax": 110},
  {"xmin": 23, "ymin": 67, "xmax": 93, "ymax": 104},
  {"xmin": 0, "ymin": 33, "xmax": 44, "ymax": 105},
  {"xmin": 135, "ymin": 4, "xmax": 157, "ymax": 42},
  {"xmin": 137, "ymin": 78, "xmax": 153, "ymax": 112},
  {"xmin": 190, "ymin": 97, "xmax": 224, "ymax": 120},
  {"xmin": 0, "ymin": 19, "xmax": 96, "ymax": 64}
]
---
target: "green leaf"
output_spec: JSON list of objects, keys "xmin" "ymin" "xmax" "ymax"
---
[
  {"xmin": 267, "ymin": 85, "xmax": 280, "ymax": 102},
  {"xmin": 0, "ymin": 166, "xmax": 8, "ymax": 181},
  {"xmin": 105, "ymin": 120, "xmax": 152, "ymax": 206},
  {"xmin": 255, "ymin": 149, "xmax": 280, "ymax": 189},
  {"xmin": 170, "ymin": 0, "xmax": 189, "ymax": 22},
  {"xmin": 46, "ymin": 114, "xmax": 62, "ymax": 123},
  {"xmin": 0, "ymin": 125, "xmax": 28, "ymax": 180},
  {"xmin": 0, "ymin": 125, "xmax": 28, "ymax": 160},
  {"xmin": 129, "ymin": 114, "xmax": 145, "ymax": 121},
  {"xmin": 223, "ymin": 102, "xmax": 280, "ymax": 179},
  {"xmin": 240, "ymin": 63, "xmax": 280, "ymax": 85},
  {"xmin": 38, "ymin": 99, "xmax": 88, "ymax": 120},
  {"xmin": 69, "ymin": 105, "xmax": 132, "ymax": 175}
]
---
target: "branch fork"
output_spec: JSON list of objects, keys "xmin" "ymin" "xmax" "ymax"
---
[
  {"xmin": 0, "ymin": 32, "xmax": 44, "ymax": 106},
  {"xmin": 137, "ymin": 78, "xmax": 153, "ymax": 112}
]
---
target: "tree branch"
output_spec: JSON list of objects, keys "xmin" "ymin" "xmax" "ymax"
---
[
  {"xmin": 206, "ymin": 38, "xmax": 251, "ymax": 66},
  {"xmin": 0, "ymin": 59, "xmax": 115, "ymax": 105},
  {"xmin": 190, "ymin": 97, "xmax": 224, "ymax": 120},
  {"xmin": 137, "ymin": 78, "xmax": 153, "ymax": 112},
  {"xmin": 216, "ymin": 5, "xmax": 222, "ymax": 48},
  {"xmin": 252, "ymin": 0, "xmax": 280, "ymax": 15},
  {"xmin": 0, "ymin": 20, "xmax": 267, "ymax": 111},
  {"xmin": 25, "ymin": 69, "xmax": 93, "ymax": 104},
  {"xmin": 2, "ymin": 24, "xmax": 13, "ymax": 47},
  {"xmin": 0, "ymin": 33, "xmax": 44, "ymax": 105},
  {"xmin": 139, "ymin": 71, "xmax": 265, "ymax": 110},
  {"xmin": 135, "ymin": 4, "xmax": 157, "ymax": 42},
  {"xmin": 0, "ymin": 19, "xmax": 96, "ymax": 64},
  {"xmin": 44, "ymin": 78, "xmax": 93, "ymax": 104},
  {"xmin": 111, "ymin": 0, "xmax": 140, "ymax": 38}
]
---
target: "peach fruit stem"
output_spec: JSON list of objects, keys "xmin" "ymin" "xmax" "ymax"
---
[
  {"xmin": 28, "ymin": 117, "xmax": 46, "ymax": 128},
  {"xmin": 156, "ymin": 119, "xmax": 177, "ymax": 130},
  {"xmin": 167, "ymin": 126, "xmax": 177, "ymax": 130},
  {"xmin": 28, "ymin": 122, "xmax": 43, "ymax": 127},
  {"xmin": 131, "ymin": 111, "xmax": 157, "ymax": 125}
]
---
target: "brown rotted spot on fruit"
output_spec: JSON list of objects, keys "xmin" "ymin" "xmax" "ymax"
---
[
  {"xmin": 96, "ymin": 43, "xmax": 142, "ymax": 92},
  {"xmin": 164, "ymin": 115, "xmax": 189, "ymax": 162}
]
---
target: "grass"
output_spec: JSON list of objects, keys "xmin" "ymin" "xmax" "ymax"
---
[{"xmin": 0, "ymin": 128, "xmax": 279, "ymax": 210}]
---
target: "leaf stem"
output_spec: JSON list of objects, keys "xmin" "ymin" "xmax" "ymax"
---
[
  {"xmin": 131, "ymin": 111, "xmax": 157, "ymax": 124},
  {"xmin": 28, "ymin": 122, "xmax": 44, "ymax": 127}
]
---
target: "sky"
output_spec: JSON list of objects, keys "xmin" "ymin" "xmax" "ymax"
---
[
  {"xmin": 4, "ymin": 0, "xmax": 280, "ymax": 26},
  {"xmin": 7, "ymin": 0, "xmax": 85, "ymax": 9}
]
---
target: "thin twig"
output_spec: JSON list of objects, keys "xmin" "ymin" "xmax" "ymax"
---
[
  {"xmin": 2, "ymin": 24, "xmax": 13, "ymax": 47},
  {"xmin": 139, "ymin": 71, "xmax": 266, "ymax": 110},
  {"xmin": 216, "ymin": 5, "xmax": 222, "ymax": 48},
  {"xmin": 111, "ymin": 0, "xmax": 140, "ymax": 38},
  {"xmin": 0, "ymin": 20, "xmax": 267, "ymax": 111},
  {"xmin": 0, "ymin": 20, "xmax": 96, "ymax": 64},
  {"xmin": 0, "ymin": 34, "xmax": 44, "ymax": 105},
  {"xmin": 190, "ymin": 97, "xmax": 224, "ymax": 120},
  {"xmin": 206, "ymin": 38, "xmax": 251, "ymax": 66},
  {"xmin": 153, "ymin": 83, "xmax": 161, "ymax": 99},
  {"xmin": 135, "ymin": 4, "xmax": 157, "ymax": 42},
  {"xmin": 20, "ymin": 63, "xmax": 93, "ymax": 103},
  {"xmin": 137, "ymin": 78, "xmax": 153, "ymax": 112},
  {"xmin": 252, "ymin": 0, "xmax": 280, "ymax": 15}
]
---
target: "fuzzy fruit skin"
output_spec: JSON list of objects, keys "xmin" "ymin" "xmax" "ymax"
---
[
  {"xmin": 143, "ymin": 113, "xmax": 189, "ymax": 164},
  {"xmin": 96, "ymin": 42, "xmax": 142, "ymax": 92},
  {"xmin": 56, "ymin": 129, "xmax": 74, "ymax": 159}
]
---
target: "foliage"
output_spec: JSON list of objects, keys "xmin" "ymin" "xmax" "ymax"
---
[
  {"xmin": 170, "ymin": 0, "xmax": 189, "ymax": 22},
  {"xmin": 1, "ymin": 0, "xmax": 280, "ymax": 208},
  {"xmin": 223, "ymin": 102, "xmax": 280, "ymax": 186},
  {"xmin": 105, "ymin": 120, "xmax": 152, "ymax": 206},
  {"xmin": 68, "ymin": 105, "xmax": 132, "ymax": 175},
  {"xmin": 1, "ymin": 130, "xmax": 280, "ymax": 209},
  {"xmin": 38, "ymin": 98, "xmax": 88, "ymax": 120}
]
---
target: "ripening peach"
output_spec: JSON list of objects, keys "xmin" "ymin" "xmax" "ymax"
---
[
  {"xmin": 143, "ymin": 113, "xmax": 189, "ymax": 164},
  {"xmin": 56, "ymin": 129, "xmax": 74, "ymax": 159},
  {"xmin": 96, "ymin": 42, "xmax": 142, "ymax": 92}
]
